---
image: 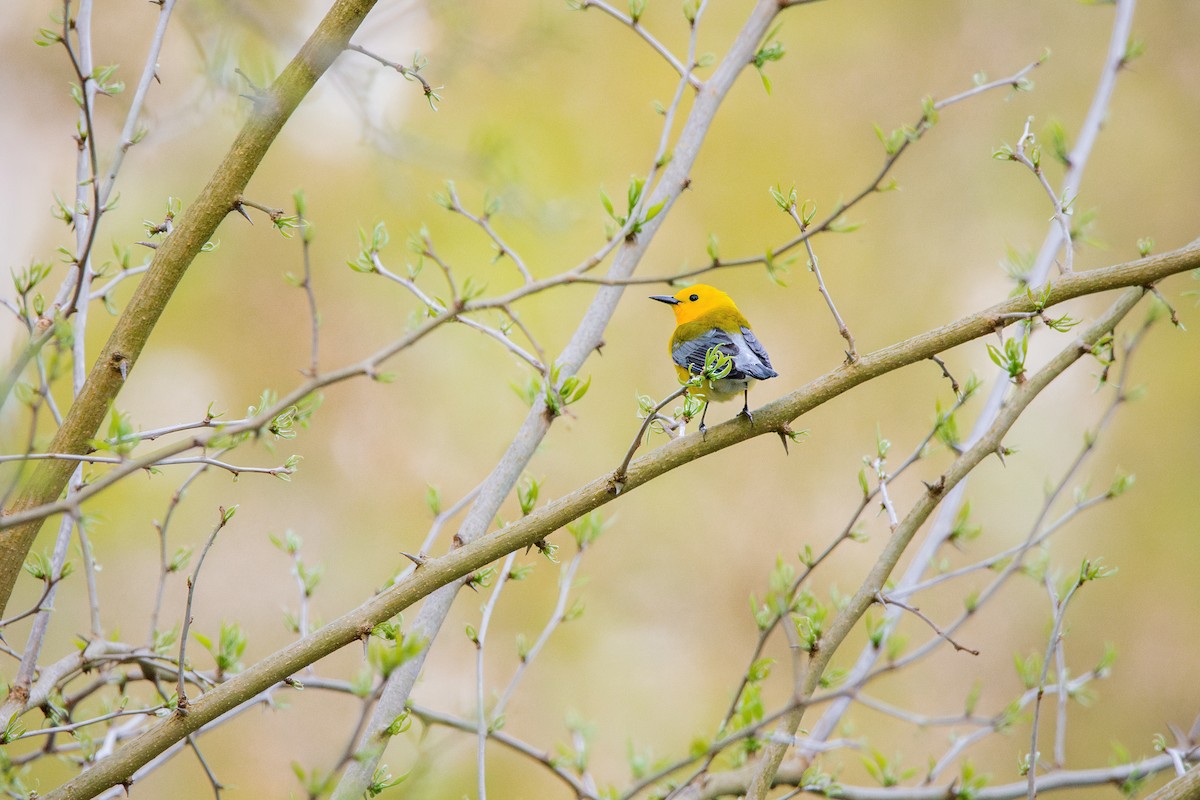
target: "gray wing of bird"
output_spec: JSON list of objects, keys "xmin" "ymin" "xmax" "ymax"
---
[
  {"xmin": 739, "ymin": 326, "xmax": 777, "ymax": 379},
  {"xmin": 671, "ymin": 328, "xmax": 776, "ymax": 381},
  {"xmin": 671, "ymin": 328, "xmax": 738, "ymax": 376}
]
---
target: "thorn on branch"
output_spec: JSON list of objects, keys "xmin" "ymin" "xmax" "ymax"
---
[
  {"xmin": 109, "ymin": 353, "xmax": 130, "ymax": 381},
  {"xmin": 233, "ymin": 202, "xmax": 253, "ymax": 224},
  {"xmin": 233, "ymin": 195, "xmax": 287, "ymax": 225},
  {"xmin": 400, "ymin": 551, "xmax": 428, "ymax": 567},
  {"xmin": 776, "ymin": 424, "xmax": 800, "ymax": 454}
]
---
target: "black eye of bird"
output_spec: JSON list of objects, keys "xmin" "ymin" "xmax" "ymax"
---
[{"xmin": 689, "ymin": 293, "xmax": 699, "ymax": 302}]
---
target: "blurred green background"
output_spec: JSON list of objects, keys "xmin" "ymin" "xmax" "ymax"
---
[{"xmin": 2, "ymin": 0, "xmax": 1198, "ymax": 797}]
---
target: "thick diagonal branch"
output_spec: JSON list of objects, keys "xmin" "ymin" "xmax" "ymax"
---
[
  {"xmin": 41, "ymin": 240, "xmax": 1199, "ymax": 800},
  {"xmin": 0, "ymin": 0, "xmax": 379, "ymax": 615}
]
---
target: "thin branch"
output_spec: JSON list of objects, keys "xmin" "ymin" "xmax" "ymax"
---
[
  {"xmin": 1052, "ymin": 629, "xmax": 1069, "ymax": 768},
  {"xmin": 371, "ymin": 252, "xmax": 546, "ymax": 371},
  {"xmin": 492, "ymin": 548, "xmax": 586, "ymax": 723},
  {"xmin": 410, "ymin": 703, "xmax": 599, "ymax": 799},
  {"xmin": 578, "ymin": 0, "xmax": 703, "ymax": 89},
  {"xmin": 0, "ymin": 452, "xmax": 294, "ymax": 479},
  {"xmin": 1027, "ymin": 0, "xmax": 1136, "ymax": 288},
  {"xmin": 97, "ymin": 0, "xmax": 178, "ymax": 208},
  {"xmin": 692, "ymin": 752, "xmax": 1195, "ymax": 800},
  {"xmin": 56, "ymin": 0, "xmax": 103, "ymax": 321},
  {"xmin": 295, "ymin": 197, "xmax": 321, "ymax": 376},
  {"xmin": 928, "ymin": 355, "xmax": 961, "ymax": 397},
  {"xmin": 147, "ymin": 458, "xmax": 221, "ymax": 644},
  {"xmin": 346, "ymin": 43, "xmax": 440, "ymax": 107},
  {"xmin": 703, "ymin": 56, "xmax": 1047, "ymax": 283},
  {"xmin": 177, "ymin": 507, "xmax": 235, "ymax": 710},
  {"xmin": 794, "ymin": 210, "xmax": 857, "ymax": 361},
  {"xmin": 187, "ymin": 734, "xmax": 225, "ymax": 799},
  {"xmin": 1027, "ymin": 571, "xmax": 1087, "ymax": 799},
  {"xmin": 87, "ymin": 263, "xmax": 150, "ymax": 304},
  {"xmin": 1009, "ymin": 116, "xmax": 1074, "ymax": 275},
  {"xmin": 442, "ymin": 183, "xmax": 533, "ymax": 283},
  {"xmin": 75, "ymin": 511, "xmax": 103, "ymax": 638},
  {"xmin": 474, "ymin": 552, "xmax": 517, "ymax": 800},
  {"xmin": 9, "ymin": 514, "xmax": 77, "ymax": 702},
  {"xmin": 871, "ymin": 457, "xmax": 900, "ymax": 531},
  {"xmin": 874, "ymin": 592, "xmax": 979, "ymax": 656},
  {"xmin": 8, "ymin": 704, "xmax": 170, "ymax": 743},
  {"xmin": 612, "ymin": 385, "xmax": 691, "ymax": 487}
]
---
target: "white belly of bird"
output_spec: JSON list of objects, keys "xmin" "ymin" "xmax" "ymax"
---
[{"xmin": 706, "ymin": 376, "xmax": 756, "ymax": 402}]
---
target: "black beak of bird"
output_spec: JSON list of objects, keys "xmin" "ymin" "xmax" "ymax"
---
[{"xmin": 649, "ymin": 295, "xmax": 680, "ymax": 305}]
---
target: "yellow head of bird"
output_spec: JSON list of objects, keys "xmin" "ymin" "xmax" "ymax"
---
[{"xmin": 648, "ymin": 284, "xmax": 744, "ymax": 327}]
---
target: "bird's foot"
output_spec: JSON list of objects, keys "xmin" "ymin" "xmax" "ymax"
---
[{"xmin": 738, "ymin": 407, "xmax": 755, "ymax": 425}]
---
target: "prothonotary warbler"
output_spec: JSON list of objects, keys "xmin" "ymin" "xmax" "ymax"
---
[{"xmin": 650, "ymin": 284, "xmax": 777, "ymax": 433}]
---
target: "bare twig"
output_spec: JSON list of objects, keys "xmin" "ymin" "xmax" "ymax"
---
[
  {"xmin": 793, "ymin": 210, "xmax": 857, "ymax": 361},
  {"xmin": 147, "ymin": 458, "xmax": 223, "ymax": 643},
  {"xmin": 411, "ymin": 703, "xmax": 600, "ymax": 799},
  {"xmin": 177, "ymin": 506, "xmax": 235, "ymax": 710},
  {"xmin": 187, "ymin": 734, "xmax": 225, "ymax": 799},
  {"xmin": 577, "ymin": 0, "xmax": 703, "ymax": 89},
  {"xmin": 875, "ymin": 592, "xmax": 979, "ymax": 656},
  {"xmin": 1008, "ymin": 116, "xmax": 1075, "ymax": 275},
  {"xmin": 295, "ymin": 196, "xmax": 321, "ymax": 376},
  {"xmin": 97, "ymin": 0, "xmax": 178, "ymax": 208},
  {"xmin": 473, "ymin": 552, "xmax": 517, "ymax": 800},
  {"xmin": 491, "ymin": 548, "xmax": 587, "ymax": 723},
  {"xmin": 612, "ymin": 385, "xmax": 691, "ymax": 488},
  {"xmin": 443, "ymin": 183, "xmax": 534, "ymax": 283},
  {"xmin": 346, "ymin": 43, "xmax": 441, "ymax": 107}
]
